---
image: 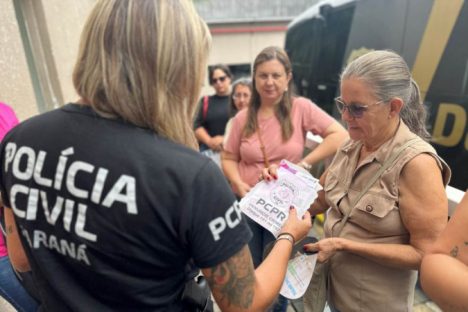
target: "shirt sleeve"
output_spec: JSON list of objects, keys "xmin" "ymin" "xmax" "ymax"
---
[
  {"xmin": 223, "ymin": 112, "xmax": 244, "ymax": 157},
  {"xmin": 187, "ymin": 160, "xmax": 252, "ymax": 268},
  {"xmin": 193, "ymin": 97, "xmax": 205, "ymax": 130},
  {"xmin": 0, "ymin": 143, "xmax": 9, "ymax": 208},
  {"xmin": 0, "ymin": 103, "xmax": 19, "ymax": 141},
  {"xmin": 0, "ymin": 129, "xmax": 17, "ymax": 209},
  {"xmin": 297, "ymin": 97, "xmax": 334, "ymax": 136}
]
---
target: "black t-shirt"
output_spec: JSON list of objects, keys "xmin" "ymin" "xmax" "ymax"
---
[
  {"xmin": 193, "ymin": 95, "xmax": 230, "ymax": 150},
  {"xmin": 0, "ymin": 103, "xmax": 252, "ymax": 312}
]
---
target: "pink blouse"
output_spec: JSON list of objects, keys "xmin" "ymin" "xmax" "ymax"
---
[
  {"xmin": 224, "ymin": 97, "xmax": 334, "ymax": 187},
  {"xmin": 0, "ymin": 102, "xmax": 19, "ymax": 257}
]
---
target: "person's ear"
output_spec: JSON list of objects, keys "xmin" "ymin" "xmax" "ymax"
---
[
  {"xmin": 389, "ymin": 97, "xmax": 404, "ymax": 118},
  {"xmin": 287, "ymin": 72, "xmax": 293, "ymax": 83}
]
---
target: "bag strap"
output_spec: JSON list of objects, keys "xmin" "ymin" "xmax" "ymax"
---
[
  {"xmin": 202, "ymin": 96, "xmax": 209, "ymax": 121},
  {"xmin": 334, "ymin": 137, "xmax": 418, "ymax": 237},
  {"xmin": 256, "ymin": 124, "xmax": 270, "ymax": 168}
]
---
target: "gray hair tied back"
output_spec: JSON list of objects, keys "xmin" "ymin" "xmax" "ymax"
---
[
  {"xmin": 341, "ymin": 50, "xmax": 430, "ymax": 140},
  {"xmin": 401, "ymin": 78, "xmax": 430, "ymax": 139}
]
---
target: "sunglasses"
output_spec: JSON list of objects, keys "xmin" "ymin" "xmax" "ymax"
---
[
  {"xmin": 211, "ymin": 76, "xmax": 227, "ymax": 84},
  {"xmin": 334, "ymin": 97, "xmax": 384, "ymax": 118}
]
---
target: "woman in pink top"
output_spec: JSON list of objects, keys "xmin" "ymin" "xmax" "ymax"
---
[
  {"xmin": 223, "ymin": 46, "xmax": 347, "ymax": 311},
  {"xmin": 223, "ymin": 47, "xmax": 347, "ymax": 199},
  {"xmin": 223, "ymin": 45, "xmax": 347, "ymax": 258},
  {"xmin": 0, "ymin": 102, "xmax": 38, "ymax": 311},
  {"xmin": 0, "ymin": 102, "xmax": 18, "ymax": 259}
]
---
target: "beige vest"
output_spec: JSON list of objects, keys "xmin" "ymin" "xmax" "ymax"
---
[{"xmin": 323, "ymin": 121, "xmax": 451, "ymax": 312}]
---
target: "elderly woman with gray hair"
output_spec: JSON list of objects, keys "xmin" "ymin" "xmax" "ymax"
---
[{"xmin": 264, "ymin": 50, "xmax": 451, "ymax": 311}]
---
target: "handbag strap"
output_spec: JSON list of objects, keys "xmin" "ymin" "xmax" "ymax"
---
[
  {"xmin": 257, "ymin": 125, "xmax": 270, "ymax": 168},
  {"xmin": 202, "ymin": 96, "xmax": 209, "ymax": 121},
  {"xmin": 333, "ymin": 137, "xmax": 418, "ymax": 237}
]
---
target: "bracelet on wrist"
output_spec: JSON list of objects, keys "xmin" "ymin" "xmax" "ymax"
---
[
  {"xmin": 299, "ymin": 161, "xmax": 312, "ymax": 171},
  {"xmin": 276, "ymin": 232, "xmax": 295, "ymax": 245}
]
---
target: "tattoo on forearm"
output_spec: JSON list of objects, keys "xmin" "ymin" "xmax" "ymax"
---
[
  {"xmin": 450, "ymin": 245, "xmax": 459, "ymax": 258},
  {"xmin": 464, "ymin": 241, "xmax": 468, "ymax": 246},
  {"xmin": 205, "ymin": 246, "xmax": 255, "ymax": 309},
  {"xmin": 6, "ymin": 225, "xmax": 13, "ymax": 235}
]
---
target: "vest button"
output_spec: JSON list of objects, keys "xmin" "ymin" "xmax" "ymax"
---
[{"xmin": 366, "ymin": 205, "xmax": 373, "ymax": 212}]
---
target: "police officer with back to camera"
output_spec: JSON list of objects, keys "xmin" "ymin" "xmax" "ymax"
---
[{"xmin": 0, "ymin": 1, "xmax": 311, "ymax": 311}]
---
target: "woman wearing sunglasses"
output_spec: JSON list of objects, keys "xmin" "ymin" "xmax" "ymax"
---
[
  {"xmin": 264, "ymin": 50, "xmax": 451, "ymax": 311},
  {"xmin": 194, "ymin": 64, "xmax": 233, "ymax": 153}
]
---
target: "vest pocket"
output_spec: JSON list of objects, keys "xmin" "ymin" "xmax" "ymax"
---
[
  {"xmin": 324, "ymin": 171, "xmax": 339, "ymax": 191},
  {"xmin": 324, "ymin": 171, "xmax": 341, "ymax": 208},
  {"xmin": 351, "ymin": 193, "xmax": 406, "ymax": 236},
  {"xmin": 354, "ymin": 193, "xmax": 396, "ymax": 218}
]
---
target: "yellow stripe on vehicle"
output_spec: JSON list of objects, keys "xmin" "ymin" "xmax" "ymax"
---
[{"xmin": 412, "ymin": 0, "xmax": 464, "ymax": 101}]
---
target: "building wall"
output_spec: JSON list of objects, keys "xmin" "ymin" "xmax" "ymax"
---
[
  {"xmin": 0, "ymin": 0, "xmax": 94, "ymax": 121},
  {"xmin": 202, "ymin": 24, "xmax": 287, "ymax": 96},
  {"xmin": 209, "ymin": 30, "xmax": 286, "ymax": 64},
  {"xmin": 40, "ymin": 0, "xmax": 96, "ymax": 104},
  {"xmin": 0, "ymin": 0, "xmax": 37, "ymax": 120},
  {"xmin": 1, "ymin": 0, "xmax": 292, "ymax": 115}
]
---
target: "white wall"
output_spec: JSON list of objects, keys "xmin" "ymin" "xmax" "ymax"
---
[
  {"xmin": 0, "ymin": 0, "xmax": 96, "ymax": 120},
  {"xmin": 0, "ymin": 0, "xmax": 37, "ymax": 120},
  {"xmin": 40, "ymin": 0, "xmax": 96, "ymax": 104},
  {"xmin": 202, "ymin": 26, "xmax": 286, "ymax": 96},
  {"xmin": 209, "ymin": 32, "xmax": 286, "ymax": 65},
  {"xmin": 1, "ymin": 0, "xmax": 288, "ymax": 115}
]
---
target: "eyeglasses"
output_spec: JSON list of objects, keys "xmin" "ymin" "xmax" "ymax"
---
[
  {"xmin": 334, "ymin": 97, "xmax": 385, "ymax": 118},
  {"xmin": 211, "ymin": 76, "xmax": 227, "ymax": 84},
  {"xmin": 233, "ymin": 93, "xmax": 250, "ymax": 100}
]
